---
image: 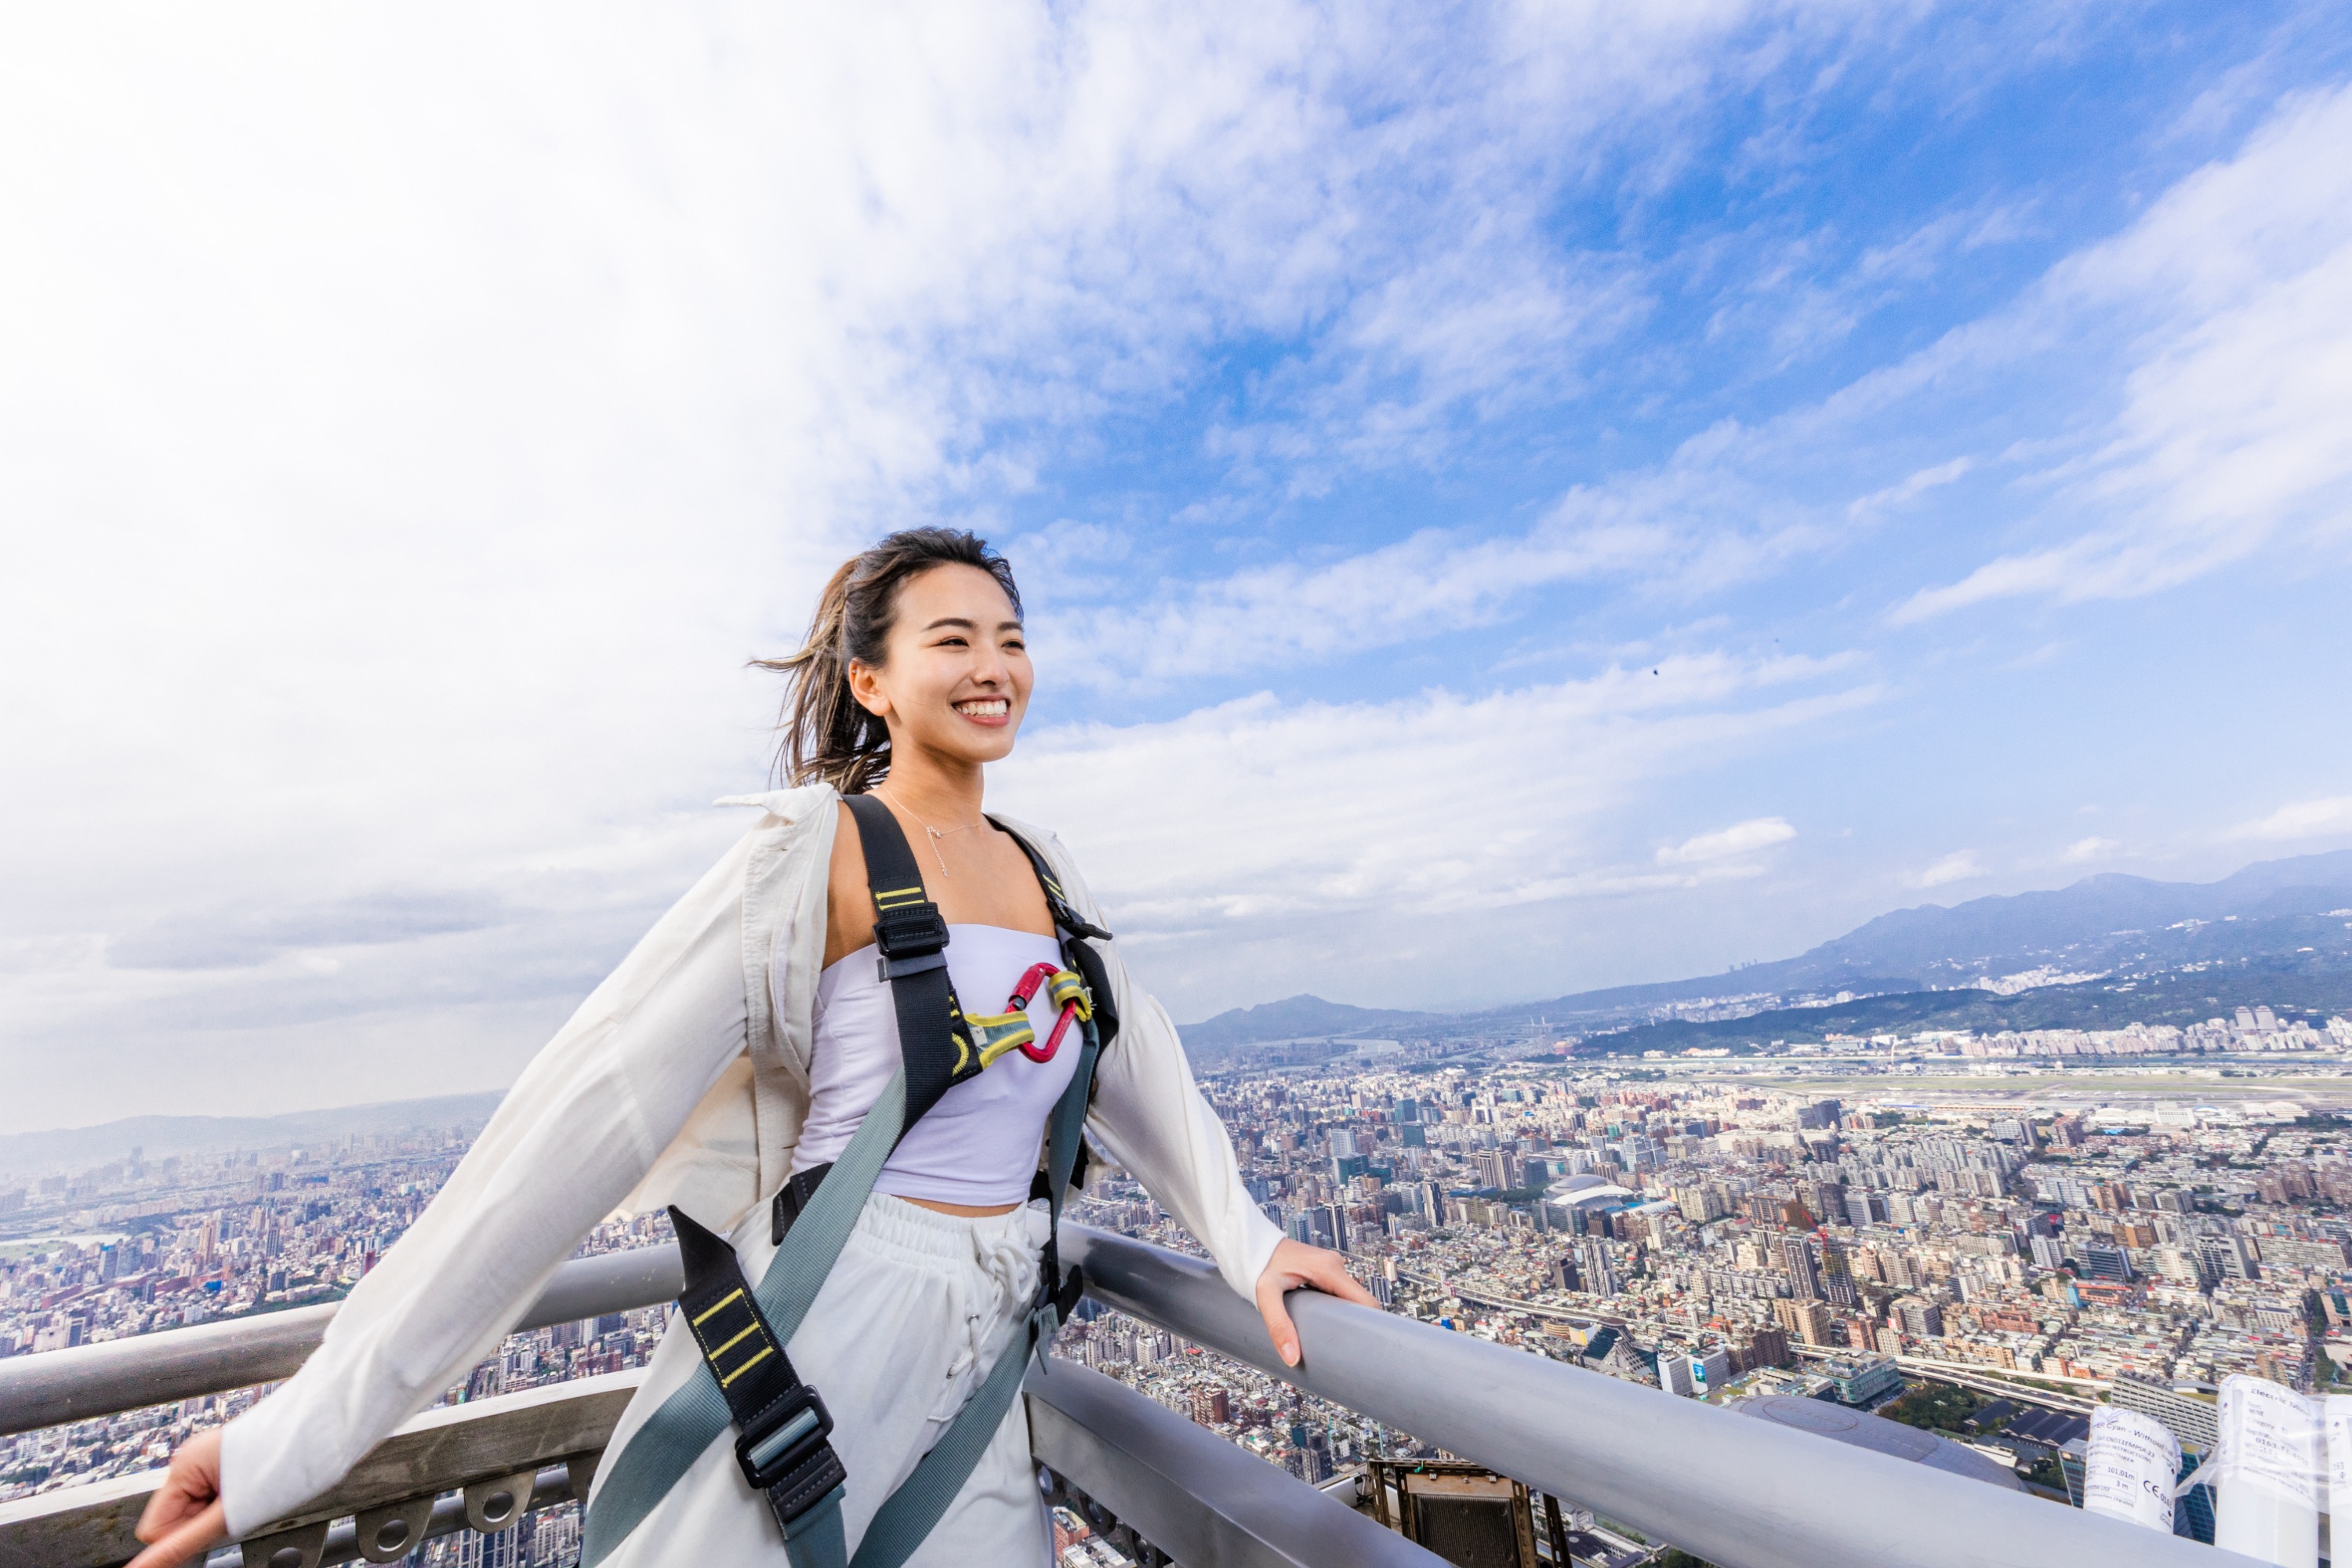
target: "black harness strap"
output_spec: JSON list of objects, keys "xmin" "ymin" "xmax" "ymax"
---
[
  {"xmin": 777, "ymin": 796, "xmax": 986, "ymax": 1245},
  {"xmin": 669, "ymin": 1206, "xmax": 848, "ymax": 1541},
  {"xmin": 844, "ymin": 793, "xmax": 980, "ymax": 1128}
]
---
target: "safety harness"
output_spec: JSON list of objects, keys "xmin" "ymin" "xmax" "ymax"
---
[{"xmin": 579, "ymin": 793, "xmax": 1115, "ymax": 1568}]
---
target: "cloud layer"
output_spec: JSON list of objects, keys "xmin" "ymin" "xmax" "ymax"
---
[{"xmin": 2, "ymin": 4, "xmax": 2349, "ymax": 1131}]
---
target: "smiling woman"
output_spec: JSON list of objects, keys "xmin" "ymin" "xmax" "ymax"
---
[
  {"xmin": 753, "ymin": 529, "xmax": 1029, "ymax": 796},
  {"xmin": 126, "ymin": 528, "xmax": 1373, "ymax": 1568}
]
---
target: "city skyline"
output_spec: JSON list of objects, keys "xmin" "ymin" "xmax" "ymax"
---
[{"xmin": 8, "ymin": 1033, "xmax": 2346, "ymax": 1561}]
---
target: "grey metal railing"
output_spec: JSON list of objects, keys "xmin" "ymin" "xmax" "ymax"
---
[
  {"xmin": 1025, "ymin": 1359, "xmax": 1439, "ymax": 1568},
  {"xmin": 0, "ymin": 1370, "xmax": 630, "ymax": 1568},
  {"xmin": 0, "ymin": 1227, "xmax": 2270, "ymax": 1568},
  {"xmin": 1059, "ymin": 1225, "xmax": 2265, "ymax": 1568},
  {"xmin": 0, "ymin": 1236, "xmax": 1422, "ymax": 1568},
  {"xmin": 0, "ymin": 1247, "xmax": 685, "ymax": 1439}
]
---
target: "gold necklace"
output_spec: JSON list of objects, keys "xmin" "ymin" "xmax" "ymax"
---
[{"xmin": 879, "ymin": 786, "xmax": 985, "ymax": 878}]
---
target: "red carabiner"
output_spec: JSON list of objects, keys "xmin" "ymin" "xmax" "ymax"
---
[
  {"xmin": 1007, "ymin": 962, "xmax": 1058, "ymax": 1010},
  {"xmin": 1004, "ymin": 962, "xmax": 1074, "ymax": 1062},
  {"xmin": 1026, "ymin": 1005, "xmax": 1078, "ymax": 1062}
]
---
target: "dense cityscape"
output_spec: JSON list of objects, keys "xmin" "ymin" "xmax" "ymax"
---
[{"xmin": 5, "ymin": 1004, "xmax": 2352, "ymax": 1564}]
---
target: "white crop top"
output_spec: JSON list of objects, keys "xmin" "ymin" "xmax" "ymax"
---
[{"xmin": 793, "ymin": 924, "xmax": 1083, "ymax": 1207}]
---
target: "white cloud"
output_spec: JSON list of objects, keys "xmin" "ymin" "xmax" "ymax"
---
[
  {"xmin": 2061, "ymin": 836, "xmax": 2122, "ymax": 863},
  {"xmin": 0, "ymin": 5, "xmax": 2332, "ymax": 1127},
  {"xmin": 1845, "ymin": 458, "xmax": 1973, "ymax": 520},
  {"xmin": 2227, "ymin": 796, "xmax": 2352, "ymax": 842},
  {"xmin": 1045, "ymin": 505, "xmax": 1682, "ymax": 684},
  {"xmin": 993, "ymin": 655, "xmax": 1870, "ymax": 928},
  {"xmin": 1911, "ymin": 851, "xmax": 1987, "ymax": 889},
  {"xmin": 1051, "ymin": 79, "xmax": 2352, "ymax": 688},
  {"xmin": 1043, "ymin": 437, "xmax": 1829, "ymax": 684},
  {"xmin": 1657, "ymin": 817, "xmax": 1797, "ymax": 866},
  {"xmin": 0, "ymin": 2, "xmax": 1892, "ymax": 1129},
  {"xmin": 1894, "ymin": 84, "xmax": 2352, "ymax": 621}
]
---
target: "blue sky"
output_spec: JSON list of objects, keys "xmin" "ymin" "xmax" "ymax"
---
[{"xmin": 3, "ymin": 2, "xmax": 2350, "ymax": 1129}]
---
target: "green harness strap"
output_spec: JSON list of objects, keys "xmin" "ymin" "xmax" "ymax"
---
[
  {"xmin": 582, "ymin": 1036, "xmax": 1095, "ymax": 1568},
  {"xmin": 578, "ymin": 1065, "xmax": 906, "ymax": 1568},
  {"xmin": 845, "ymin": 1016, "xmax": 1098, "ymax": 1568}
]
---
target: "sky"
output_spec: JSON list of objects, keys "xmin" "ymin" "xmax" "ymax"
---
[{"xmin": 4, "ymin": 2, "xmax": 2351, "ymax": 1132}]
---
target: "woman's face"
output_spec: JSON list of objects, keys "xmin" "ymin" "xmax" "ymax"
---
[{"xmin": 849, "ymin": 563, "xmax": 1032, "ymax": 771}]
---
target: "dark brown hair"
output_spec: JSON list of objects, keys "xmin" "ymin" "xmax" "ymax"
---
[{"xmin": 755, "ymin": 528, "xmax": 1022, "ymax": 792}]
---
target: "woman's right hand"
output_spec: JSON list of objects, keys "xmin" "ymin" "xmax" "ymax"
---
[{"xmin": 129, "ymin": 1428, "xmax": 227, "ymax": 1568}]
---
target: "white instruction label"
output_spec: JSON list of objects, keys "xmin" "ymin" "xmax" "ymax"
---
[
  {"xmin": 2085, "ymin": 1406, "xmax": 2180, "ymax": 1532},
  {"xmin": 2324, "ymin": 1394, "xmax": 2352, "ymax": 1523},
  {"xmin": 2215, "ymin": 1374, "xmax": 2322, "ymax": 1508}
]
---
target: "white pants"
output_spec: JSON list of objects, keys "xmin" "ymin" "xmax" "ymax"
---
[{"xmin": 593, "ymin": 1194, "xmax": 1054, "ymax": 1566}]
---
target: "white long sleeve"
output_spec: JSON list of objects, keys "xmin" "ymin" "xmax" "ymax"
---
[
  {"xmin": 1020, "ymin": 829, "xmax": 1283, "ymax": 1301},
  {"xmin": 218, "ymin": 829, "xmax": 760, "ymax": 1536},
  {"xmin": 216, "ymin": 798, "xmax": 1280, "ymax": 1535}
]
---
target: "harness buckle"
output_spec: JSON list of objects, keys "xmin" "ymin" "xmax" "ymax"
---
[
  {"xmin": 771, "ymin": 1163, "xmax": 831, "ymax": 1246},
  {"xmin": 1051, "ymin": 1261, "xmax": 1086, "ymax": 1321},
  {"xmin": 873, "ymin": 902, "xmax": 949, "ymax": 964},
  {"xmin": 734, "ymin": 1381, "xmax": 837, "ymax": 1495}
]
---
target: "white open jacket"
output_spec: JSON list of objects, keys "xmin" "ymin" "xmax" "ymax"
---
[{"xmin": 219, "ymin": 784, "xmax": 1283, "ymax": 1536}]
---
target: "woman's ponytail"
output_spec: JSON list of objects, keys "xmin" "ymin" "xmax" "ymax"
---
[{"xmin": 754, "ymin": 528, "xmax": 1020, "ymax": 793}]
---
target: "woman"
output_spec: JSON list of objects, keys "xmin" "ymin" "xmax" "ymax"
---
[{"xmin": 131, "ymin": 528, "xmax": 1374, "ymax": 1568}]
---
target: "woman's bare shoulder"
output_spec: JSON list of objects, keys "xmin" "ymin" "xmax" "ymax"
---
[{"xmin": 824, "ymin": 800, "xmax": 875, "ymax": 964}]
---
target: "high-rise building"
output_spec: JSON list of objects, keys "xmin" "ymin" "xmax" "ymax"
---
[
  {"xmin": 1820, "ymin": 1245, "xmax": 1859, "ymax": 1309},
  {"xmin": 1821, "ymin": 1356, "xmax": 1904, "ymax": 1406},
  {"xmin": 2198, "ymin": 1236, "xmax": 2259, "ymax": 1281},
  {"xmin": 1893, "ymin": 1298, "xmax": 1944, "ymax": 1338},
  {"xmin": 1675, "ymin": 1184, "xmax": 1730, "ymax": 1224},
  {"xmin": 1781, "ymin": 1235, "xmax": 1823, "ymax": 1301},
  {"xmin": 2078, "ymin": 1242, "xmax": 2132, "ymax": 1283},
  {"xmin": 2112, "ymin": 1370, "xmax": 2219, "ymax": 1450},
  {"xmin": 1773, "ymin": 1298, "xmax": 1834, "ymax": 1346},
  {"xmin": 1474, "ymin": 1149, "xmax": 1519, "ymax": 1192},
  {"xmin": 1610, "ymin": 1137, "xmax": 1661, "ymax": 1173},
  {"xmin": 1577, "ymin": 1237, "xmax": 1618, "ymax": 1297},
  {"xmin": 452, "ymin": 1525, "xmax": 524, "ymax": 1568},
  {"xmin": 1189, "ymin": 1386, "xmax": 1231, "ymax": 1425},
  {"xmin": 528, "ymin": 1509, "xmax": 581, "ymax": 1568}
]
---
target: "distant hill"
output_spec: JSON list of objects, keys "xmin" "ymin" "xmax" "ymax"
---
[
  {"xmin": 1178, "ymin": 848, "xmax": 2352, "ymax": 1051},
  {"xmin": 1796, "ymin": 849, "xmax": 2352, "ymax": 982},
  {"xmin": 1176, "ymin": 994, "xmax": 1450, "ymax": 1055},
  {"xmin": 1472, "ymin": 848, "xmax": 2352, "ymax": 1029},
  {"xmin": 0, "ymin": 1091, "xmax": 506, "ymax": 1180},
  {"xmin": 1582, "ymin": 960, "xmax": 2352, "ymax": 1057}
]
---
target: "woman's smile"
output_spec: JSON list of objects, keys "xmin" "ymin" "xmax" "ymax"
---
[{"xmin": 953, "ymin": 695, "xmax": 1011, "ymax": 726}]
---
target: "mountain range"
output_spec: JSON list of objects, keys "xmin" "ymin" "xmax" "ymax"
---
[
  {"xmin": 1178, "ymin": 848, "xmax": 2352, "ymax": 1054},
  {"xmin": 0, "ymin": 1091, "xmax": 505, "ymax": 1183}
]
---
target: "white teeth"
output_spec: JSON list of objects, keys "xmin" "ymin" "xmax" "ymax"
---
[{"xmin": 957, "ymin": 699, "xmax": 1008, "ymax": 715}]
